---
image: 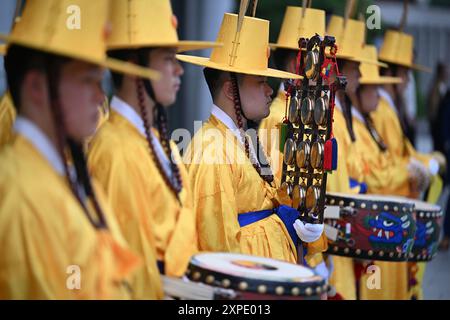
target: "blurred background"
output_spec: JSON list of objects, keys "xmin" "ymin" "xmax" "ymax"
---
[{"xmin": 1, "ymin": 0, "xmax": 450, "ymax": 299}]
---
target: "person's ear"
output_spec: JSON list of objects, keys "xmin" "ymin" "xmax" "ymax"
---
[
  {"xmin": 222, "ymin": 79, "xmax": 235, "ymax": 102},
  {"xmin": 23, "ymin": 70, "xmax": 48, "ymax": 109}
]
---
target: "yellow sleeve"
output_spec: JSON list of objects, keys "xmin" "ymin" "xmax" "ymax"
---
[
  {"xmin": 188, "ymin": 161, "xmax": 242, "ymax": 253},
  {"xmin": 305, "ymin": 232, "xmax": 329, "ymax": 260},
  {"xmin": 88, "ymin": 140, "xmax": 163, "ymax": 300},
  {"xmin": 0, "ymin": 92, "xmax": 16, "ymax": 147},
  {"xmin": 0, "ymin": 193, "xmax": 134, "ymax": 300}
]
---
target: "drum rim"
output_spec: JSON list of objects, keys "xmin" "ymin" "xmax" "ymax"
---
[
  {"xmin": 186, "ymin": 256, "xmax": 326, "ymax": 298},
  {"xmin": 327, "ymin": 244, "xmax": 412, "ymax": 262},
  {"xmin": 325, "ymin": 193, "xmax": 415, "ymax": 213}
]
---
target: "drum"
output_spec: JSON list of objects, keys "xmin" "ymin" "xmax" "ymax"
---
[
  {"xmin": 409, "ymin": 199, "xmax": 443, "ymax": 262},
  {"xmin": 186, "ymin": 253, "xmax": 326, "ymax": 300},
  {"xmin": 324, "ymin": 192, "xmax": 417, "ymax": 262}
]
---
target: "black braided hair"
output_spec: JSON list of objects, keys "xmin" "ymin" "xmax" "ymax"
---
[
  {"xmin": 136, "ymin": 78, "xmax": 182, "ymax": 200},
  {"xmin": 45, "ymin": 54, "xmax": 107, "ymax": 229},
  {"xmin": 339, "ymin": 90, "xmax": 356, "ymax": 142},
  {"xmin": 230, "ymin": 73, "xmax": 274, "ymax": 184}
]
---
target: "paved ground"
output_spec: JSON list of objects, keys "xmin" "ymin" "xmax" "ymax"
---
[
  {"xmin": 422, "ymin": 186, "xmax": 450, "ymax": 300},
  {"xmin": 423, "ymin": 249, "xmax": 450, "ymax": 299}
]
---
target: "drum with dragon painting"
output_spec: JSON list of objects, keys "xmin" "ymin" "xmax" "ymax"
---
[
  {"xmin": 323, "ymin": 192, "xmax": 417, "ymax": 261},
  {"xmin": 409, "ymin": 199, "xmax": 443, "ymax": 262}
]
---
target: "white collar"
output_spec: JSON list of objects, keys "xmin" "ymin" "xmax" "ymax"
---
[
  {"xmin": 110, "ymin": 96, "xmax": 146, "ymax": 136},
  {"xmin": 14, "ymin": 116, "xmax": 65, "ymax": 176},
  {"xmin": 211, "ymin": 104, "xmax": 259, "ymax": 159},
  {"xmin": 211, "ymin": 104, "xmax": 240, "ymax": 133},
  {"xmin": 110, "ymin": 95, "xmax": 172, "ymax": 177},
  {"xmin": 378, "ymin": 88, "xmax": 397, "ymax": 115}
]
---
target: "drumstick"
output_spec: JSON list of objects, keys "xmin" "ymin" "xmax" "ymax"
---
[
  {"xmin": 344, "ymin": 0, "xmax": 357, "ymax": 27},
  {"xmin": 162, "ymin": 276, "xmax": 237, "ymax": 300},
  {"xmin": 251, "ymin": 0, "xmax": 258, "ymax": 17},
  {"xmin": 302, "ymin": 0, "xmax": 307, "ymax": 18},
  {"xmin": 238, "ymin": 0, "xmax": 250, "ymax": 33},
  {"xmin": 12, "ymin": 0, "xmax": 23, "ymax": 27},
  {"xmin": 399, "ymin": 0, "xmax": 409, "ymax": 32}
]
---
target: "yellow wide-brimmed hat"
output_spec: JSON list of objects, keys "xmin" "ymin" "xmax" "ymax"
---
[
  {"xmin": 176, "ymin": 13, "xmax": 301, "ymax": 80},
  {"xmin": 270, "ymin": 7, "xmax": 325, "ymax": 50},
  {"xmin": 359, "ymin": 45, "xmax": 402, "ymax": 85},
  {"xmin": 379, "ymin": 30, "xmax": 431, "ymax": 73},
  {"xmin": 107, "ymin": 0, "xmax": 220, "ymax": 53},
  {"xmin": 326, "ymin": 15, "xmax": 386, "ymax": 67},
  {"xmin": 0, "ymin": 0, "xmax": 159, "ymax": 80}
]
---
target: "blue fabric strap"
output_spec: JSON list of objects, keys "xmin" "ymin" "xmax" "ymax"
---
[
  {"xmin": 238, "ymin": 205, "xmax": 300, "ymax": 247},
  {"xmin": 349, "ymin": 178, "xmax": 368, "ymax": 194}
]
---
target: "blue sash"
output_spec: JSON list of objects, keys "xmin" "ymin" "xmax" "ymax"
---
[
  {"xmin": 349, "ymin": 178, "xmax": 368, "ymax": 194},
  {"xmin": 238, "ymin": 205, "xmax": 310, "ymax": 264},
  {"xmin": 238, "ymin": 205, "xmax": 300, "ymax": 248},
  {"xmin": 157, "ymin": 260, "xmax": 165, "ymax": 275}
]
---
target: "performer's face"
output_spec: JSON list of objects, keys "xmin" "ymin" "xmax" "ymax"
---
[
  {"xmin": 359, "ymin": 85, "xmax": 380, "ymax": 113},
  {"xmin": 239, "ymin": 75, "xmax": 273, "ymax": 122},
  {"xmin": 395, "ymin": 66, "xmax": 410, "ymax": 93},
  {"xmin": 342, "ymin": 61, "xmax": 361, "ymax": 94},
  {"xmin": 58, "ymin": 61, "xmax": 105, "ymax": 142},
  {"xmin": 148, "ymin": 48, "xmax": 184, "ymax": 107}
]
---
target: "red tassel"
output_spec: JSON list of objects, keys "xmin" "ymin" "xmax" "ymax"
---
[{"xmin": 324, "ymin": 137, "xmax": 338, "ymax": 171}]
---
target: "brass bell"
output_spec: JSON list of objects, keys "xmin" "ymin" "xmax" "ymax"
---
[
  {"xmin": 311, "ymin": 140, "xmax": 324, "ymax": 169},
  {"xmin": 296, "ymin": 140, "xmax": 311, "ymax": 168},
  {"xmin": 301, "ymin": 97, "xmax": 314, "ymax": 125},
  {"xmin": 314, "ymin": 96, "xmax": 328, "ymax": 126},
  {"xmin": 288, "ymin": 94, "xmax": 300, "ymax": 124},
  {"xmin": 283, "ymin": 138, "xmax": 296, "ymax": 166}
]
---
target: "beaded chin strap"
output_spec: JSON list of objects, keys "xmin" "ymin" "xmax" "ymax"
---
[
  {"xmin": 230, "ymin": 72, "xmax": 274, "ymax": 184},
  {"xmin": 136, "ymin": 49, "xmax": 183, "ymax": 202}
]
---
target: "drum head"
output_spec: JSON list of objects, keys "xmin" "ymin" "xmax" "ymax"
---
[{"xmin": 187, "ymin": 253, "xmax": 325, "ymax": 298}]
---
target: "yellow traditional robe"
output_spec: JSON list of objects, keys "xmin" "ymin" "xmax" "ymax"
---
[
  {"xmin": 372, "ymin": 94, "xmax": 434, "ymax": 172},
  {"xmin": 0, "ymin": 133, "xmax": 140, "ymax": 299},
  {"xmin": 88, "ymin": 101, "xmax": 197, "ymax": 299},
  {"xmin": 186, "ymin": 110, "xmax": 327, "ymax": 265},
  {"xmin": 371, "ymin": 93, "xmax": 433, "ymax": 300},
  {"xmin": 326, "ymin": 106, "xmax": 359, "ymax": 300},
  {"xmin": 0, "ymin": 92, "xmax": 16, "ymax": 148},
  {"xmin": 351, "ymin": 109, "xmax": 410, "ymax": 300}
]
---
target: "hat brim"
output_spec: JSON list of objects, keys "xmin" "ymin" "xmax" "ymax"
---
[
  {"xmin": 107, "ymin": 41, "xmax": 222, "ymax": 53},
  {"xmin": 176, "ymin": 54, "xmax": 302, "ymax": 80},
  {"xmin": 359, "ymin": 76, "xmax": 403, "ymax": 85},
  {"xmin": 269, "ymin": 43, "xmax": 299, "ymax": 51},
  {"xmin": 0, "ymin": 33, "xmax": 160, "ymax": 80},
  {"xmin": 379, "ymin": 57, "xmax": 432, "ymax": 73},
  {"xmin": 347, "ymin": 56, "xmax": 388, "ymax": 68}
]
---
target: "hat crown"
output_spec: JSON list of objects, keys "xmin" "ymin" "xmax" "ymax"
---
[
  {"xmin": 275, "ymin": 7, "xmax": 325, "ymax": 50},
  {"xmin": 326, "ymin": 15, "xmax": 365, "ymax": 60},
  {"xmin": 10, "ymin": 0, "xmax": 109, "ymax": 61},
  {"xmin": 107, "ymin": 0, "xmax": 180, "ymax": 49},
  {"xmin": 360, "ymin": 45, "xmax": 381, "ymax": 79},
  {"xmin": 379, "ymin": 30, "xmax": 414, "ymax": 66},
  {"xmin": 210, "ymin": 13, "xmax": 270, "ymax": 71}
]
